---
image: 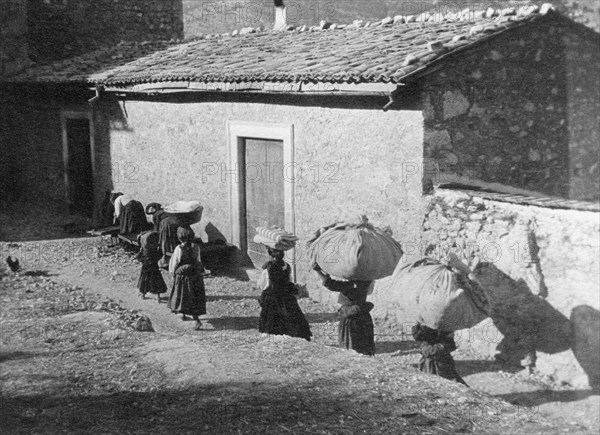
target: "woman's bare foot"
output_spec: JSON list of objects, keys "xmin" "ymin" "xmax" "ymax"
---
[{"xmin": 181, "ymin": 315, "xmax": 190, "ymax": 321}]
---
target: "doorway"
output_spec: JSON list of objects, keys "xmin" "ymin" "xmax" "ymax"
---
[
  {"xmin": 228, "ymin": 121, "xmax": 295, "ymax": 273},
  {"xmin": 243, "ymin": 138, "xmax": 285, "ymax": 267},
  {"xmin": 62, "ymin": 112, "xmax": 94, "ymax": 217}
]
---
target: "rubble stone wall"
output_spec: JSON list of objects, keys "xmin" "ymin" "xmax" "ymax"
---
[
  {"xmin": 409, "ymin": 189, "xmax": 599, "ymax": 388},
  {"xmin": 421, "ymin": 17, "xmax": 600, "ymax": 201}
]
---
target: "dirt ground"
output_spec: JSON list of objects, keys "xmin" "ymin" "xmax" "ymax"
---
[{"xmin": 1, "ymin": 207, "xmax": 598, "ymax": 434}]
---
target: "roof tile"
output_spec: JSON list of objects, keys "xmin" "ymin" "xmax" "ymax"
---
[{"xmin": 4, "ymin": 6, "xmax": 568, "ymax": 87}]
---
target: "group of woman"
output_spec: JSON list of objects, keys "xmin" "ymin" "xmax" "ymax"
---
[
  {"xmin": 110, "ymin": 193, "xmax": 207, "ymax": 331},
  {"xmin": 110, "ymin": 192, "xmax": 465, "ymax": 385},
  {"xmin": 256, "ymin": 246, "xmax": 376, "ymax": 357},
  {"xmin": 256, "ymin": 244, "xmax": 465, "ymax": 385}
]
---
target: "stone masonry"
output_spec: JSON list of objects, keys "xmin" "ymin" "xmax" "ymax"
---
[
  {"xmin": 414, "ymin": 189, "xmax": 600, "ymax": 388},
  {"xmin": 421, "ymin": 16, "xmax": 600, "ymax": 202}
]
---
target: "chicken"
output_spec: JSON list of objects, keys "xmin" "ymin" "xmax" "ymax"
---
[{"xmin": 6, "ymin": 256, "xmax": 20, "ymax": 273}]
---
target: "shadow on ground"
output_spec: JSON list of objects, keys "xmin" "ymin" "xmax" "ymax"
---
[
  {"xmin": 497, "ymin": 390, "xmax": 599, "ymax": 407},
  {"xmin": 455, "ymin": 359, "xmax": 523, "ymax": 377}
]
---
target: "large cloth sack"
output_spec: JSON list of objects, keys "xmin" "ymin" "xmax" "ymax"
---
[
  {"xmin": 391, "ymin": 258, "xmax": 491, "ymax": 331},
  {"xmin": 307, "ymin": 215, "xmax": 403, "ymax": 281},
  {"xmin": 164, "ymin": 201, "xmax": 203, "ymax": 226}
]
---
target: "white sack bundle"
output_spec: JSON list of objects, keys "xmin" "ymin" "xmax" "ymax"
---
[{"xmin": 307, "ymin": 214, "xmax": 403, "ymax": 281}]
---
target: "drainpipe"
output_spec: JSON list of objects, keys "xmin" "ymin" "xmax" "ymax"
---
[
  {"xmin": 88, "ymin": 86, "xmax": 102, "ymax": 107},
  {"xmin": 382, "ymin": 85, "xmax": 402, "ymax": 112},
  {"xmin": 273, "ymin": 0, "xmax": 287, "ymax": 31}
]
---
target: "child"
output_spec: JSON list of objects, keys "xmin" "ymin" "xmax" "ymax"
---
[
  {"xmin": 411, "ymin": 323, "xmax": 468, "ymax": 386},
  {"xmin": 258, "ymin": 248, "xmax": 312, "ymax": 341},
  {"xmin": 135, "ymin": 231, "xmax": 167, "ymax": 302},
  {"xmin": 167, "ymin": 227, "xmax": 206, "ymax": 330}
]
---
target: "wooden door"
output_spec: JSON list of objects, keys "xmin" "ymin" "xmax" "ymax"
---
[
  {"xmin": 243, "ymin": 138, "xmax": 285, "ymax": 268},
  {"xmin": 66, "ymin": 118, "xmax": 94, "ymax": 217}
]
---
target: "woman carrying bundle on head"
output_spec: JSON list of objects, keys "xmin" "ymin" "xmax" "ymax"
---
[
  {"xmin": 135, "ymin": 231, "xmax": 167, "ymax": 302},
  {"xmin": 308, "ymin": 214, "xmax": 403, "ymax": 356},
  {"xmin": 110, "ymin": 192, "xmax": 150, "ymax": 235},
  {"xmin": 411, "ymin": 322, "xmax": 467, "ymax": 386},
  {"xmin": 257, "ymin": 243, "xmax": 312, "ymax": 341},
  {"xmin": 167, "ymin": 227, "xmax": 206, "ymax": 330},
  {"xmin": 312, "ymin": 263, "xmax": 376, "ymax": 356}
]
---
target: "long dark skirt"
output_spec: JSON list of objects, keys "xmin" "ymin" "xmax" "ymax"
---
[
  {"xmin": 120, "ymin": 200, "xmax": 149, "ymax": 235},
  {"xmin": 418, "ymin": 353, "xmax": 467, "ymax": 385},
  {"xmin": 137, "ymin": 261, "xmax": 167, "ymax": 295},
  {"xmin": 167, "ymin": 272, "xmax": 206, "ymax": 316},
  {"xmin": 259, "ymin": 291, "xmax": 312, "ymax": 341},
  {"xmin": 338, "ymin": 308, "xmax": 375, "ymax": 356},
  {"xmin": 158, "ymin": 219, "xmax": 181, "ymax": 268}
]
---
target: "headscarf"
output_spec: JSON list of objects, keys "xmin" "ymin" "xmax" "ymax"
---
[
  {"xmin": 177, "ymin": 226, "xmax": 195, "ymax": 243},
  {"xmin": 267, "ymin": 247, "xmax": 284, "ymax": 261},
  {"xmin": 145, "ymin": 202, "xmax": 162, "ymax": 215},
  {"xmin": 110, "ymin": 192, "xmax": 124, "ymax": 205}
]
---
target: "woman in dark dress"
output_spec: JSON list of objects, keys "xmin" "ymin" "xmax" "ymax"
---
[
  {"xmin": 411, "ymin": 323, "xmax": 468, "ymax": 386},
  {"xmin": 312, "ymin": 263, "xmax": 375, "ymax": 356},
  {"xmin": 158, "ymin": 215, "xmax": 182, "ymax": 268},
  {"xmin": 135, "ymin": 231, "xmax": 167, "ymax": 302},
  {"xmin": 110, "ymin": 192, "xmax": 150, "ymax": 235},
  {"xmin": 258, "ymin": 248, "xmax": 312, "ymax": 341},
  {"xmin": 145, "ymin": 202, "xmax": 169, "ymax": 232},
  {"xmin": 167, "ymin": 227, "xmax": 206, "ymax": 330}
]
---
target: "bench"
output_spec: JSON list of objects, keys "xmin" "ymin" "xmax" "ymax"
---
[
  {"xmin": 117, "ymin": 233, "xmax": 140, "ymax": 251},
  {"xmin": 87, "ymin": 226, "xmax": 120, "ymax": 244}
]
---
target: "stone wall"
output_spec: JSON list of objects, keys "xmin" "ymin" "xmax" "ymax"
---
[
  {"xmin": 26, "ymin": 0, "xmax": 183, "ymax": 63},
  {"xmin": 421, "ymin": 16, "xmax": 600, "ymax": 201},
  {"xmin": 0, "ymin": 0, "xmax": 29, "ymax": 77},
  {"xmin": 413, "ymin": 188, "xmax": 599, "ymax": 388}
]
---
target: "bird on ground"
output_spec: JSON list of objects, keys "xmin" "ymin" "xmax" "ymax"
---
[{"xmin": 6, "ymin": 256, "xmax": 20, "ymax": 273}]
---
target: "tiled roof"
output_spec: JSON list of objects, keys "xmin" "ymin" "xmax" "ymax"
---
[{"xmin": 4, "ymin": 5, "xmax": 575, "ymax": 88}]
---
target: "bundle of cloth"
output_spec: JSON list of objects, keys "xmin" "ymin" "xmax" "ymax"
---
[
  {"xmin": 253, "ymin": 226, "xmax": 299, "ymax": 251},
  {"xmin": 307, "ymin": 214, "xmax": 403, "ymax": 281},
  {"xmin": 390, "ymin": 253, "xmax": 491, "ymax": 331},
  {"xmin": 164, "ymin": 201, "xmax": 203, "ymax": 226}
]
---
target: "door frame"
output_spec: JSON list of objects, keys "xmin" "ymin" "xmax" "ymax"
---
[
  {"xmin": 227, "ymin": 121, "xmax": 296, "ymax": 271},
  {"xmin": 60, "ymin": 110, "xmax": 96, "ymax": 209}
]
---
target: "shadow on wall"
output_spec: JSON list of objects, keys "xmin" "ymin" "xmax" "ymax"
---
[
  {"xmin": 570, "ymin": 305, "xmax": 600, "ymax": 390},
  {"xmin": 474, "ymin": 262, "xmax": 571, "ymax": 367}
]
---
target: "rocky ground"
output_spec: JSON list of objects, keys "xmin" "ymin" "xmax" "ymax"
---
[{"xmin": 0, "ymin": 207, "xmax": 598, "ymax": 434}]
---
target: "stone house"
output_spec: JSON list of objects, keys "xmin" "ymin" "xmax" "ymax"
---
[{"xmin": 1, "ymin": 5, "xmax": 598, "ymax": 386}]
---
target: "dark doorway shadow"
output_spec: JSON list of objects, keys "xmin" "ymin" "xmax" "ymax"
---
[{"xmin": 474, "ymin": 262, "xmax": 571, "ymax": 367}]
